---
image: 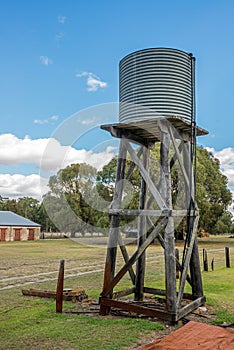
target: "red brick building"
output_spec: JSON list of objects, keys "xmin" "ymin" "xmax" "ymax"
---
[{"xmin": 0, "ymin": 211, "xmax": 40, "ymax": 242}]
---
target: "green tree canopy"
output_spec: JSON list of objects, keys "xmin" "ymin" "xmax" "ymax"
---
[
  {"xmin": 0, "ymin": 196, "xmax": 41, "ymax": 219},
  {"xmin": 42, "ymin": 163, "xmax": 111, "ymax": 235},
  {"xmin": 196, "ymin": 147, "xmax": 232, "ymax": 233}
]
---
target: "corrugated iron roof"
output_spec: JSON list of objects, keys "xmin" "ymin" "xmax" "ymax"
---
[
  {"xmin": 138, "ymin": 321, "xmax": 234, "ymax": 350},
  {"xmin": 0, "ymin": 211, "xmax": 40, "ymax": 227}
]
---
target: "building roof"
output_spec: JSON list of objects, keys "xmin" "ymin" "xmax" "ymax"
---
[{"xmin": 0, "ymin": 211, "xmax": 40, "ymax": 227}]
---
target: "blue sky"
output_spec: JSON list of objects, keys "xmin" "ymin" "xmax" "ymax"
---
[{"xmin": 0, "ymin": 0, "xmax": 233, "ymax": 207}]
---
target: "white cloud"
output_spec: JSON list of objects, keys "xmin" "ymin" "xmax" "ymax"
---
[
  {"xmin": 87, "ymin": 75, "xmax": 107, "ymax": 92},
  {"xmin": 81, "ymin": 118, "xmax": 95, "ymax": 125},
  {"xmin": 34, "ymin": 115, "xmax": 59, "ymax": 125},
  {"xmin": 207, "ymin": 147, "xmax": 234, "ymax": 188},
  {"xmin": 0, "ymin": 134, "xmax": 45, "ymax": 166},
  {"xmin": 50, "ymin": 115, "xmax": 59, "ymax": 121},
  {"xmin": 205, "ymin": 147, "xmax": 215, "ymax": 154},
  {"xmin": 0, "ymin": 133, "xmax": 115, "ymax": 172},
  {"xmin": 40, "ymin": 56, "xmax": 53, "ymax": 66},
  {"xmin": 0, "ymin": 133, "xmax": 116, "ymax": 199},
  {"xmin": 206, "ymin": 147, "xmax": 234, "ymax": 218},
  {"xmin": 58, "ymin": 15, "xmax": 67, "ymax": 24},
  {"xmin": 40, "ymin": 138, "xmax": 115, "ymax": 173},
  {"xmin": 76, "ymin": 72, "xmax": 107, "ymax": 92},
  {"xmin": 55, "ymin": 32, "xmax": 65, "ymax": 41},
  {"xmin": 0, "ymin": 174, "xmax": 48, "ymax": 200},
  {"xmin": 34, "ymin": 119, "xmax": 48, "ymax": 125}
]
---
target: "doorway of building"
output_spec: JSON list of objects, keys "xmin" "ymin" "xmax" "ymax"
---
[
  {"xmin": 28, "ymin": 228, "xmax": 35, "ymax": 240},
  {"xmin": 0, "ymin": 228, "xmax": 6, "ymax": 241},
  {"xmin": 14, "ymin": 228, "xmax": 21, "ymax": 241}
]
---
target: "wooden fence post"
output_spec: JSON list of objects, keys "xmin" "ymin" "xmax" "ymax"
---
[
  {"xmin": 225, "ymin": 247, "xmax": 230, "ymax": 268},
  {"xmin": 211, "ymin": 258, "xmax": 214, "ymax": 271},
  {"xmin": 203, "ymin": 249, "xmax": 208, "ymax": 271},
  {"xmin": 56, "ymin": 260, "xmax": 65, "ymax": 313}
]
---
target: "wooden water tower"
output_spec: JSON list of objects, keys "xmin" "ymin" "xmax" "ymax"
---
[{"xmin": 99, "ymin": 48, "xmax": 208, "ymax": 322}]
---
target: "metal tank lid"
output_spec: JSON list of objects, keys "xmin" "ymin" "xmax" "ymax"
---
[{"xmin": 119, "ymin": 47, "xmax": 194, "ymax": 61}]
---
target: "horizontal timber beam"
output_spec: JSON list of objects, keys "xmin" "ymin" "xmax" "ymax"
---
[
  {"xmin": 177, "ymin": 296, "xmax": 206, "ymax": 320},
  {"xmin": 109, "ymin": 209, "xmax": 199, "ymax": 217},
  {"xmin": 112, "ymin": 287, "xmax": 135, "ymax": 299},
  {"xmin": 143, "ymin": 287, "xmax": 194, "ymax": 301},
  {"xmin": 100, "ymin": 298, "xmax": 176, "ymax": 321}
]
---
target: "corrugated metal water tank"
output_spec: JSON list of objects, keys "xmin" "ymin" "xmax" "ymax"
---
[{"xmin": 119, "ymin": 48, "xmax": 194, "ymax": 123}]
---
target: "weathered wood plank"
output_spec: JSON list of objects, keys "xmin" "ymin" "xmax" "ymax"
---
[
  {"xmin": 109, "ymin": 209, "xmax": 163, "ymax": 216},
  {"xmin": 100, "ymin": 298, "xmax": 176, "ymax": 321},
  {"xmin": 143, "ymin": 287, "xmax": 194, "ymax": 301},
  {"xmin": 22, "ymin": 288, "xmax": 86, "ymax": 301},
  {"xmin": 177, "ymin": 296, "xmax": 206, "ymax": 320},
  {"xmin": 143, "ymin": 287, "xmax": 167, "ymax": 296},
  {"xmin": 109, "ymin": 209, "xmax": 197, "ymax": 217},
  {"xmin": 112, "ymin": 287, "xmax": 135, "ymax": 299}
]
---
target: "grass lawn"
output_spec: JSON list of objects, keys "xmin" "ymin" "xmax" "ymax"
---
[{"xmin": 0, "ymin": 236, "xmax": 233, "ymax": 349}]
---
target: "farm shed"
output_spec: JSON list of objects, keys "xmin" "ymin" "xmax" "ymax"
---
[{"xmin": 0, "ymin": 211, "xmax": 40, "ymax": 242}]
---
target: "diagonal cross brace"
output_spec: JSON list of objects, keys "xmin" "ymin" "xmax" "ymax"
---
[{"xmin": 117, "ymin": 232, "xmax": 136, "ymax": 284}]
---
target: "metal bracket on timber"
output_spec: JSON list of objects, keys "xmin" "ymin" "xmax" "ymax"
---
[{"xmin": 99, "ymin": 117, "xmax": 206, "ymax": 322}]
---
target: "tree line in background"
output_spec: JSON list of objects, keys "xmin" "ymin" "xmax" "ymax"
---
[{"xmin": 1, "ymin": 146, "xmax": 233, "ymax": 236}]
